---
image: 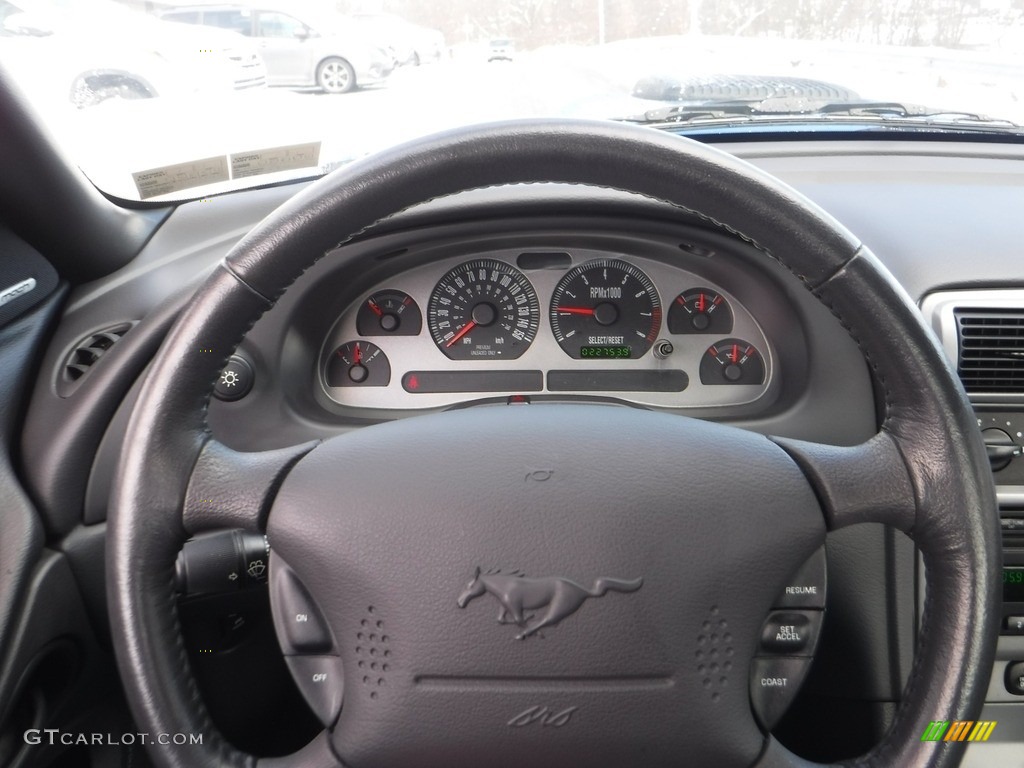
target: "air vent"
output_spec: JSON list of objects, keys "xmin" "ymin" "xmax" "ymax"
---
[
  {"xmin": 60, "ymin": 323, "xmax": 132, "ymax": 394},
  {"xmin": 955, "ymin": 308, "xmax": 1024, "ymax": 395}
]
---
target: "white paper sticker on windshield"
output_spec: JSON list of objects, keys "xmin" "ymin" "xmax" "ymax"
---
[
  {"xmin": 230, "ymin": 142, "xmax": 322, "ymax": 180},
  {"xmin": 132, "ymin": 157, "xmax": 230, "ymax": 200}
]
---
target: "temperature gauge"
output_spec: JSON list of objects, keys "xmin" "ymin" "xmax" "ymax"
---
[
  {"xmin": 325, "ymin": 341, "xmax": 391, "ymax": 387},
  {"xmin": 668, "ymin": 288, "xmax": 732, "ymax": 334},
  {"xmin": 356, "ymin": 290, "xmax": 422, "ymax": 336},
  {"xmin": 700, "ymin": 339, "xmax": 765, "ymax": 385}
]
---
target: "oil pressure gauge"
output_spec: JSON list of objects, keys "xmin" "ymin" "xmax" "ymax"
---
[{"xmin": 700, "ymin": 338, "xmax": 765, "ymax": 385}]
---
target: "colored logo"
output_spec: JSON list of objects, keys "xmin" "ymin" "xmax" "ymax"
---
[
  {"xmin": 456, "ymin": 567, "xmax": 643, "ymax": 640},
  {"xmin": 921, "ymin": 720, "xmax": 996, "ymax": 742}
]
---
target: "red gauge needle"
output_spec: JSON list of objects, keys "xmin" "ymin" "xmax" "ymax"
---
[
  {"xmin": 557, "ymin": 306, "xmax": 595, "ymax": 315},
  {"xmin": 367, "ymin": 299, "xmax": 383, "ymax": 317},
  {"xmin": 353, "ymin": 342, "xmax": 362, "ymax": 365},
  {"xmin": 730, "ymin": 344, "xmax": 739, "ymax": 363},
  {"xmin": 697, "ymin": 293, "xmax": 706, "ymax": 313},
  {"xmin": 446, "ymin": 321, "xmax": 477, "ymax": 348}
]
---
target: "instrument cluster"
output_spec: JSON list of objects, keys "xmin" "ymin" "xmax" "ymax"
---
[{"xmin": 319, "ymin": 247, "xmax": 775, "ymax": 412}]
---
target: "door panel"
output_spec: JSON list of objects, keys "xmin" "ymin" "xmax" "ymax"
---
[{"xmin": 255, "ymin": 11, "xmax": 315, "ymax": 86}]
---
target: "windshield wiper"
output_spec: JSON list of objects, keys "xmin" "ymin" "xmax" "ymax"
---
[
  {"xmin": 811, "ymin": 100, "xmax": 1015, "ymax": 124},
  {"xmin": 623, "ymin": 98, "xmax": 1021, "ymax": 132}
]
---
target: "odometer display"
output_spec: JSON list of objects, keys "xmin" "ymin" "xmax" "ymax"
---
[
  {"xmin": 550, "ymin": 259, "xmax": 661, "ymax": 360},
  {"xmin": 580, "ymin": 345, "xmax": 631, "ymax": 359},
  {"xmin": 1005, "ymin": 567, "xmax": 1024, "ymax": 602},
  {"xmin": 427, "ymin": 259, "xmax": 540, "ymax": 360}
]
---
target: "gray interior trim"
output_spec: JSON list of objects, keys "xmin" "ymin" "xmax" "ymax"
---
[{"xmin": 921, "ymin": 289, "xmax": 1024, "ymax": 405}]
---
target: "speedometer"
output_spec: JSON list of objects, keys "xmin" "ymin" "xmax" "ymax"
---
[
  {"xmin": 550, "ymin": 259, "xmax": 661, "ymax": 359},
  {"xmin": 427, "ymin": 259, "xmax": 540, "ymax": 360}
]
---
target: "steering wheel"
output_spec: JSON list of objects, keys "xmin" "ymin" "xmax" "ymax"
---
[{"xmin": 108, "ymin": 120, "xmax": 999, "ymax": 768}]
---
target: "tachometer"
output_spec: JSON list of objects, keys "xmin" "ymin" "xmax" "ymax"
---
[
  {"xmin": 549, "ymin": 259, "xmax": 661, "ymax": 359},
  {"xmin": 427, "ymin": 259, "xmax": 540, "ymax": 360}
]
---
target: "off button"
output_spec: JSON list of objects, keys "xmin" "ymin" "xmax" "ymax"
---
[{"xmin": 285, "ymin": 655, "xmax": 344, "ymax": 727}]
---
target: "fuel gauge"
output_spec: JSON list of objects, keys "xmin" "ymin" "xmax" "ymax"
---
[
  {"xmin": 700, "ymin": 339, "xmax": 765, "ymax": 385},
  {"xmin": 325, "ymin": 341, "xmax": 391, "ymax": 387},
  {"xmin": 668, "ymin": 288, "xmax": 733, "ymax": 334}
]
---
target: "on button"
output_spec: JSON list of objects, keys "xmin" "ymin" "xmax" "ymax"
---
[{"xmin": 271, "ymin": 563, "xmax": 334, "ymax": 654}]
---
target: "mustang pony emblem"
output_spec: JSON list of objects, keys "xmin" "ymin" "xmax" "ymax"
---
[{"xmin": 456, "ymin": 567, "xmax": 643, "ymax": 640}]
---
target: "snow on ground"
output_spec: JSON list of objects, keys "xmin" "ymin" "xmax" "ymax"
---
[{"xmin": 20, "ymin": 33, "xmax": 1024, "ymax": 200}]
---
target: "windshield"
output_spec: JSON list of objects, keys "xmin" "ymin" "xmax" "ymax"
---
[{"xmin": 2, "ymin": 0, "xmax": 1021, "ymax": 202}]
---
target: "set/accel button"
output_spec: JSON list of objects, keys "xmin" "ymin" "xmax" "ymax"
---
[{"xmin": 760, "ymin": 610, "xmax": 822, "ymax": 655}]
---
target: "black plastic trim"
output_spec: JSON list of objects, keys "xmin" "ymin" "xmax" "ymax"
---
[
  {"xmin": 0, "ymin": 289, "xmax": 64, "ymax": 684},
  {"xmin": 0, "ymin": 67, "xmax": 172, "ymax": 282},
  {"xmin": 673, "ymin": 126, "xmax": 1024, "ymax": 145},
  {"xmin": 20, "ymin": 281, "xmax": 192, "ymax": 537}
]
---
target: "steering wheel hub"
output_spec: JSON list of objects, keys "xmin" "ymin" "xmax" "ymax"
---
[{"xmin": 267, "ymin": 406, "xmax": 824, "ymax": 767}]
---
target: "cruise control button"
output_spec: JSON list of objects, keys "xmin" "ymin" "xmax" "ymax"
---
[
  {"xmin": 272, "ymin": 566, "xmax": 333, "ymax": 654},
  {"xmin": 1000, "ymin": 517, "xmax": 1024, "ymax": 534},
  {"xmin": 1006, "ymin": 661, "xmax": 1024, "ymax": 696},
  {"xmin": 773, "ymin": 547, "xmax": 826, "ymax": 609},
  {"xmin": 760, "ymin": 610, "xmax": 821, "ymax": 655},
  {"xmin": 1005, "ymin": 616, "xmax": 1024, "ymax": 635},
  {"xmin": 285, "ymin": 656, "xmax": 344, "ymax": 727},
  {"xmin": 750, "ymin": 656, "xmax": 811, "ymax": 730}
]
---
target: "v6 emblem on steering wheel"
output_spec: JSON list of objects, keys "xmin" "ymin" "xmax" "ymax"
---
[{"xmin": 456, "ymin": 567, "xmax": 643, "ymax": 640}]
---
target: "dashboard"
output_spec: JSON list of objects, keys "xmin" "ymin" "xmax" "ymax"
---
[
  {"xmin": 319, "ymin": 237, "xmax": 776, "ymax": 411},
  {"xmin": 14, "ymin": 137, "xmax": 1024, "ymax": 767}
]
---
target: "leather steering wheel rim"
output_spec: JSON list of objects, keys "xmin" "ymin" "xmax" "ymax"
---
[{"xmin": 108, "ymin": 119, "xmax": 1000, "ymax": 768}]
